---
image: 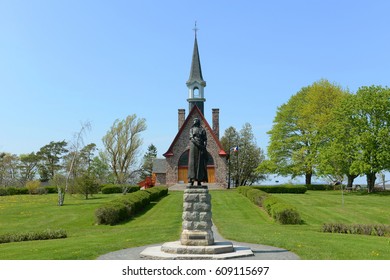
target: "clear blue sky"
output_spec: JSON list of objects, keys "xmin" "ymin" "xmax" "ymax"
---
[{"xmin": 1, "ymin": 0, "xmax": 390, "ymax": 177}]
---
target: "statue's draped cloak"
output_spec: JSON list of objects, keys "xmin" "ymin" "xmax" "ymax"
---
[{"xmin": 188, "ymin": 126, "xmax": 208, "ymax": 182}]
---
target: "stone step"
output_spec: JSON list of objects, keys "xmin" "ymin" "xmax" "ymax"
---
[{"xmin": 161, "ymin": 241, "xmax": 235, "ymax": 255}]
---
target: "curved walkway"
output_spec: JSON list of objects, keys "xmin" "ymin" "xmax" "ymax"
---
[{"xmin": 97, "ymin": 224, "xmax": 300, "ymax": 260}]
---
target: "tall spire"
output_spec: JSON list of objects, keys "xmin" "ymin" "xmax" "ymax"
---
[
  {"xmin": 186, "ymin": 22, "xmax": 206, "ymax": 115},
  {"xmin": 186, "ymin": 23, "xmax": 206, "ymax": 87}
]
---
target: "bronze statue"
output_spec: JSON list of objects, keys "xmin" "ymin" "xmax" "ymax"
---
[{"xmin": 188, "ymin": 118, "xmax": 208, "ymax": 186}]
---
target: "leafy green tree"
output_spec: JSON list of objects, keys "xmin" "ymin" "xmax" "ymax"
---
[
  {"xmin": 102, "ymin": 114, "xmax": 147, "ymax": 186},
  {"xmin": 341, "ymin": 85, "xmax": 390, "ymax": 192},
  {"xmin": 89, "ymin": 151, "xmax": 112, "ymax": 184},
  {"xmin": 37, "ymin": 141, "xmax": 68, "ymax": 182},
  {"xmin": 19, "ymin": 152, "xmax": 40, "ymax": 185},
  {"xmin": 316, "ymin": 93, "xmax": 359, "ymax": 189},
  {"xmin": 266, "ymin": 79, "xmax": 348, "ymax": 184},
  {"xmin": 140, "ymin": 144, "xmax": 157, "ymax": 180},
  {"xmin": 221, "ymin": 124, "xmax": 265, "ymax": 187},
  {"xmin": 0, "ymin": 153, "xmax": 19, "ymax": 187}
]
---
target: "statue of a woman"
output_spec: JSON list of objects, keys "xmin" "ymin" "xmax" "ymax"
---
[{"xmin": 188, "ymin": 118, "xmax": 208, "ymax": 186}]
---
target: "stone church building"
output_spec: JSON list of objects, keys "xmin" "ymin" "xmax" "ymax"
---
[{"xmin": 153, "ymin": 33, "xmax": 228, "ymax": 188}]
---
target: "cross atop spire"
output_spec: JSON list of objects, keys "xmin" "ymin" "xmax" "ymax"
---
[{"xmin": 193, "ymin": 21, "xmax": 199, "ymax": 38}]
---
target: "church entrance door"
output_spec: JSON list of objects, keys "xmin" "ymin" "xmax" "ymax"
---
[{"xmin": 178, "ymin": 150, "xmax": 215, "ymax": 183}]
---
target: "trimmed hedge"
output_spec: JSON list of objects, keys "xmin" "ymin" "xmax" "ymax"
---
[
  {"xmin": 0, "ymin": 229, "xmax": 67, "ymax": 244},
  {"xmin": 101, "ymin": 184, "xmax": 140, "ymax": 194},
  {"xmin": 246, "ymin": 189, "xmax": 269, "ymax": 207},
  {"xmin": 0, "ymin": 186, "xmax": 59, "ymax": 196},
  {"xmin": 237, "ymin": 186, "xmax": 302, "ymax": 224},
  {"xmin": 95, "ymin": 187, "xmax": 168, "ymax": 225},
  {"xmin": 252, "ymin": 184, "xmax": 307, "ymax": 194},
  {"xmin": 322, "ymin": 223, "xmax": 390, "ymax": 237},
  {"xmin": 306, "ymin": 184, "xmax": 338, "ymax": 191},
  {"xmin": 0, "ymin": 187, "xmax": 29, "ymax": 196},
  {"xmin": 144, "ymin": 186, "xmax": 169, "ymax": 201}
]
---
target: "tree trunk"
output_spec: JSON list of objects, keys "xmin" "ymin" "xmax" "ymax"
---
[
  {"xmin": 347, "ymin": 174, "xmax": 358, "ymax": 190},
  {"xmin": 366, "ymin": 172, "xmax": 376, "ymax": 193},
  {"xmin": 305, "ymin": 172, "xmax": 312, "ymax": 185},
  {"xmin": 58, "ymin": 188, "xmax": 65, "ymax": 206}
]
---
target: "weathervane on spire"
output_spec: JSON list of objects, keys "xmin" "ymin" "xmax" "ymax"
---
[{"xmin": 193, "ymin": 21, "xmax": 199, "ymax": 37}]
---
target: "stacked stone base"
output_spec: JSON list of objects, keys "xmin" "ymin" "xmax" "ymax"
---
[
  {"xmin": 140, "ymin": 187, "xmax": 254, "ymax": 259},
  {"xmin": 180, "ymin": 187, "xmax": 214, "ymax": 246}
]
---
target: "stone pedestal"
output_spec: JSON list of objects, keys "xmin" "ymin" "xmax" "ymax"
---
[
  {"xmin": 180, "ymin": 187, "xmax": 214, "ymax": 246},
  {"xmin": 139, "ymin": 185, "xmax": 254, "ymax": 259}
]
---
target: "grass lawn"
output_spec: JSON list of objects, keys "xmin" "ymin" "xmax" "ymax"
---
[
  {"xmin": 211, "ymin": 190, "xmax": 390, "ymax": 260},
  {"xmin": 0, "ymin": 192, "xmax": 182, "ymax": 259},
  {"xmin": 0, "ymin": 189, "xmax": 389, "ymax": 259}
]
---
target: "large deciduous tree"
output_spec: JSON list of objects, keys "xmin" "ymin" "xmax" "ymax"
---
[
  {"xmin": 341, "ymin": 85, "xmax": 390, "ymax": 192},
  {"xmin": 18, "ymin": 152, "xmax": 40, "ymax": 185},
  {"xmin": 0, "ymin": 153, "xmax": 19, "ymax": 187},
  {"xmin": 266, "ymin": 79, "xmax": 348, "ymax": 184},
  {"xmin": 102, "ymin": 114, "xmax": 147, "ymax": 186},
  {"xmin": 316, "ymin": 93, "xmax": 359, "ymax": 189}
]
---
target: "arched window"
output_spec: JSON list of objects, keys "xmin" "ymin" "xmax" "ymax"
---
[{"xmin": 193, "ymin": 87, "xmax": 200, "ymax": 97}]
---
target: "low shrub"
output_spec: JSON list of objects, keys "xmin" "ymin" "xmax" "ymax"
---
[
  {"xmin": 44, "ymin": 186, "xmax": 58, "ymax": 194},
  {"xmin": 95, "ymin": 188, "xmax": 168, "ymax": 225},
  {"xmin": 236, "ymin": 186, "xmax": 252, "ymax": 197},
  {"xmin": 95, "ymin": 202, "xmax": 131, "ymax": 225},
  {"xmin": 26, "ymin": 180, "xmax": 42, "ymax": 194},
  {"xmin": 144, "ymin": 186, "xmax": 168, "ymax": 201},
  {"xmin": 246, "ymin": 188, "xmax": 269, "ymax": 207},
  {"xmin": 0, "ymin": 187, "xmax": 29, "ymax": 196},
  {"xmin": 306, "ymin": 184, "xmax": 343, "ymax": 191},
  {"xmin": 253, "ymin": 185, "xmax": 307, "ymax": 194},
  {"xmin": 0, "ymin": 188, "xmax": 8, "ymax": 196},
  {"xmin": 322, "ymin": 223, "xmax": 390, "ymax": 237},
  {"xmin": 263, "ymin": 196, "xmax": 280, "ymax": 215},
  {"xmin": 271, "ymin": 203, "xmax": 301, "ymax": 224},
  {"xmin": 0, "ymin": 229, "xmax": 67, "ymax": 244}
]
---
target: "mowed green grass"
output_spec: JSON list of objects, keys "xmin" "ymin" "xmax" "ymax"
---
[
  {"xmin": 0, "ymin": 192, "xmax": 183, "ymax": 259},
  {"xmin": 1, "ymin": 190, "xmax": 389, "ymax": 259},
  {"xmin": 210, "ymin": 190, "xmax": 390, "ymax": 260}
]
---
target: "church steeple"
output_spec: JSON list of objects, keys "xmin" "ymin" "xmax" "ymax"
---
[{"xmin": 186, "ymin": 23, "xmax": 206, "ymax": 115}]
